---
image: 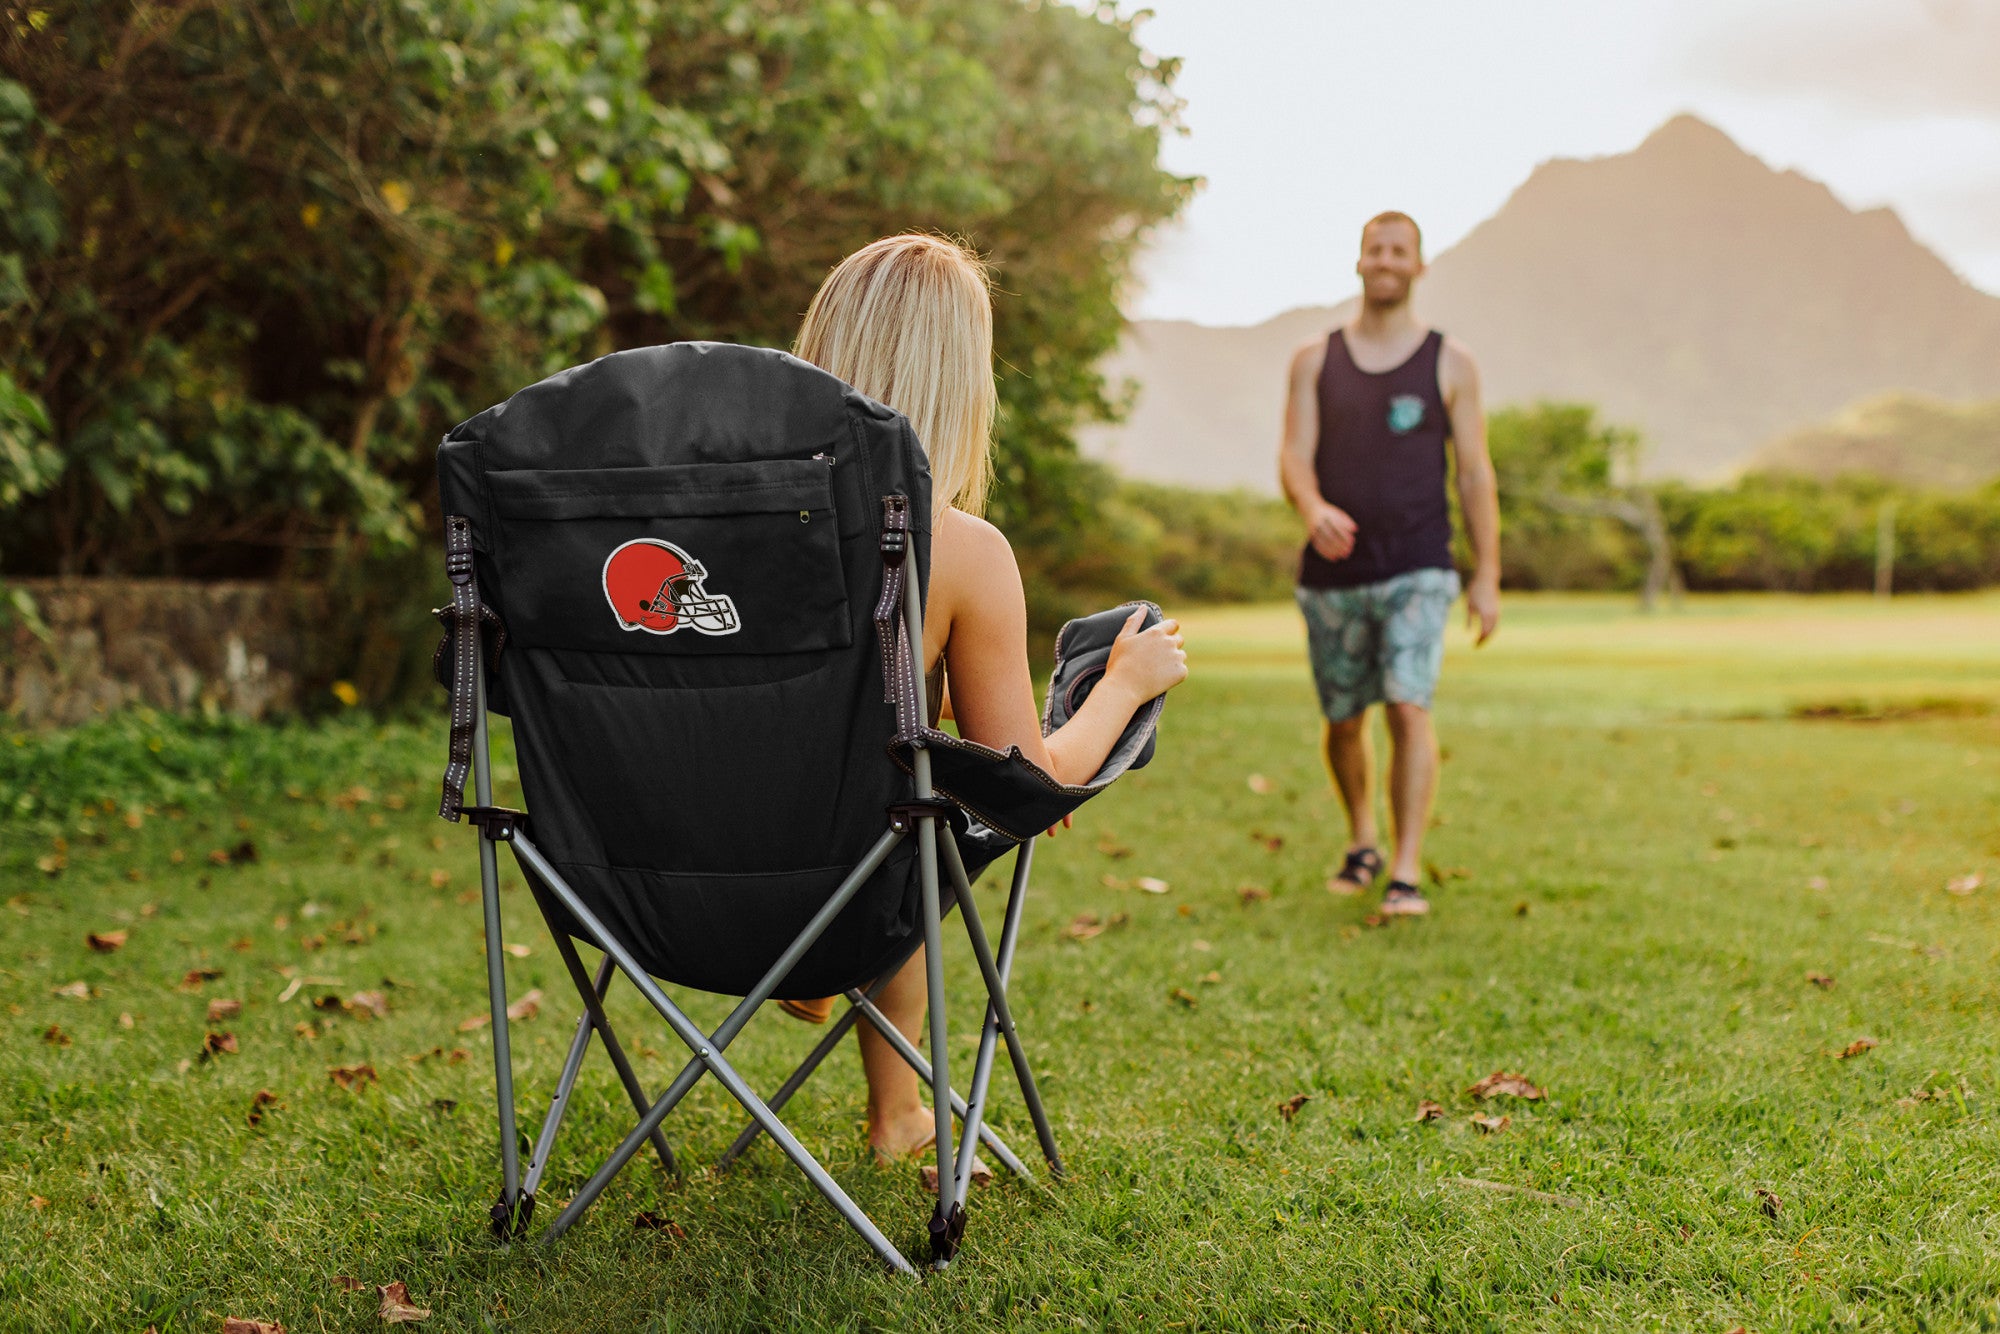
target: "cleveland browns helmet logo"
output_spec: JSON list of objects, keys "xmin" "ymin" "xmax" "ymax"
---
[{"xmin": 602, "ymin": 538, "xmax": 740, "ymax": 636}]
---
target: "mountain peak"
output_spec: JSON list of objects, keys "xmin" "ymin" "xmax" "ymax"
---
[{"xmin": 1636, "ymin": 113, "xmax": 1747, "ymax": 159}]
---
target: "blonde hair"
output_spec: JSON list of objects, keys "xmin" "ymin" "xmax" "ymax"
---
[{"xmin": 795, "ymin": 234, "xmax": 996, "ymax": 519}]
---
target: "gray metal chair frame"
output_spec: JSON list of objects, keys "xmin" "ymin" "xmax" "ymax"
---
[{"xmin": 460, "ymin": 564, "xmax": 1062, "ymax": 1273}]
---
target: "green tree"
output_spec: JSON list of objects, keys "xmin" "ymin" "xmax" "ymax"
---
[{"xmin": 1, "ymin": 1, "xmax": 1188, "ymax": 595}]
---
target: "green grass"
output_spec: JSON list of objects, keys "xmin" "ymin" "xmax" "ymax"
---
[{"xmin": 5, "ymin": 592, "xmax": 2000, "ymax": 1332}]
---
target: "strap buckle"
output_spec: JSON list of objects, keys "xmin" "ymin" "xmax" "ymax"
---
[{"xmin": 880, "ymin": 495, "xmax": 909, "ymax": 567}]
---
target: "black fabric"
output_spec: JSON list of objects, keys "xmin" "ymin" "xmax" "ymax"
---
[
  {"xmin": 1040, "ymin": 601, "xmax": 1164, "ymax": 773},
  {"xmin": 438, "ymin": 343, "xmax": 932, "ymax": 998},
  {"xmin": 1299, "ymin": 328, "xmax": 1455, "ymax": 590}
]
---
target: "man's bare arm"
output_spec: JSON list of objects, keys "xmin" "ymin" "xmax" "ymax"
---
[
  {"xmin": 1442, "ymin": 336, "xmax": 1500, "ymax": 644},
  {"xmin": 1279, "ymin": 339, "xmax": 1356, "ymax": 562}
]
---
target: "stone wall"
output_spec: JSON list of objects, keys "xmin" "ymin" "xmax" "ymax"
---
[{"xmin": 3, "ymin": 579, "xmax": 308, "ymax": 726}]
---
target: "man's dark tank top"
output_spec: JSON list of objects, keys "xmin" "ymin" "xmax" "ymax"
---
[{"xmin": 1298, "ymin": 328, "xmax": 1455, "ymax": 590}]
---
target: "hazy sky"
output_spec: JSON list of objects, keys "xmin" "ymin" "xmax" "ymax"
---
[{"xmin": 1121, "ymin": 0, "xmax": 2000, "ymax": 326}]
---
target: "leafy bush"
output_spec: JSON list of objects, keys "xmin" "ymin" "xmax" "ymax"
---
[{"xmin": 1, "ymin": 2, "xmax": 1187, "ymax": 592}]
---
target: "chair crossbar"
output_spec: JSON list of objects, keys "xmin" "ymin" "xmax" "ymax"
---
[{"xmin": 511, "ymin": 827, "xmax": 915, "ymax": 1271}]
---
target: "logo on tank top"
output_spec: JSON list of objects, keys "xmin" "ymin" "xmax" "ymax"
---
[{"xmin": 1386, "ymin": 394, "xmax": 1427, "ymax": 435}]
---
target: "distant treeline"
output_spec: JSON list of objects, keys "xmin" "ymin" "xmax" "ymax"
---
[{"xmin": 1080, "ymin": 403, "xmax": 2000, "ymax": 615}]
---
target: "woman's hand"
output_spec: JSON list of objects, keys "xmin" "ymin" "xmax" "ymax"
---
[{"xmin": 1102, "ymin": 606, "xmax": 1188, "ymax": 707}]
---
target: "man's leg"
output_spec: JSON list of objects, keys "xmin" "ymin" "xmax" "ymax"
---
[
  {"xmin": 1375, "ymin": 568, "xmax": 1460, "ymax": 913},
  {"xmin": 1322, "ymin": 710, "xmax": 1377, "ymax": 854},
  {"xmin": 1382, "ymin": 702, "xmax": 1439, "ymax": 886}
]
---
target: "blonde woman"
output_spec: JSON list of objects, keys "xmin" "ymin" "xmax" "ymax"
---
[{"xmin": 785, "ymin": 233, "xmax": 1190, "ymax": 1163}]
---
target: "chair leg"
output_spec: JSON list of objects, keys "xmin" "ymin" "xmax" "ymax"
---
[
  {"xmin": 916, "ymin": 813, "xmax": 964, "ymax": 1266},
  {"xmin": 467, "ymin": 659, "xmax": 524, "ymax": 1239},
  {"xmin": 953, "ymin": 838, "xmax": 1037, "ymax": 1202},
  {"xmin": 521, "ymin": 957, "xmax": 612, "ymax": 1204},
  {"xmin": 541, "ymin": 921, "xmax": 677, "ymax": 1178},
  {"xmin": 512, "ymin": 829, "xmax": 916, "ymax": 1275},
  {"xmin": 939, "ymin": 830, "xmax": 1064, "ymax": 1180}
]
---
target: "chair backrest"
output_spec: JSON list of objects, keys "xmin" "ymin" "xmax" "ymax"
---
[{"xmin": 438, "ymin": 343, "xmax": 933, "ymax": 998}]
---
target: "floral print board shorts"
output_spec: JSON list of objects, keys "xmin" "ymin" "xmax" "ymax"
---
[{"xmin": 1295, "ymin": 567, "xmax": 1462, "ymax": 723}]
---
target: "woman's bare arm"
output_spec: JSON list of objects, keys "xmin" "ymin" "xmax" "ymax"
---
[{"xmin": 924, "ymin": 508, "xmax": 1186, "ymax": 788}]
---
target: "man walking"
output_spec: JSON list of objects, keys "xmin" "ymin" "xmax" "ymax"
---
[{"xmin": 1278, "ymin": 211, "xmax": 1500, "ymax": 916}]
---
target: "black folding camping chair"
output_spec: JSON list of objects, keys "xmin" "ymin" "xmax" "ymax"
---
[{"xmin": 431, "ymin": 342, "xmax": 1162, "ymax": 1270}]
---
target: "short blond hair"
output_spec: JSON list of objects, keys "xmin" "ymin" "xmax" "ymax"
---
[
  {"xmin": 1361, "ymin": 210, "xmax": 1422, "ymax": 257},
  {"xmin": 795, "ymin": 234, "xmax": 996, "ymax": 519}
]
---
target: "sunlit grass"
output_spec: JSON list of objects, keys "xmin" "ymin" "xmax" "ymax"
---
[{"xmin": 3, "ymin": 593, "xmax": 1998, "ymax": 1331}]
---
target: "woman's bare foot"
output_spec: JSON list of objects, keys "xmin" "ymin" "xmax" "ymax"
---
[{"xmin": 867, "ymin": 1104, "xmax": 938, "ymax": 1164}]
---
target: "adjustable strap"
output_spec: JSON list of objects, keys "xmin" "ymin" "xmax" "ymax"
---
[
  {"xmin": 438, "ymin": 514, "xmax": 502, "ymax": 822},
  {"xmin": 873, "ymin": 495, "xmax": 922, "ymax": 743}
]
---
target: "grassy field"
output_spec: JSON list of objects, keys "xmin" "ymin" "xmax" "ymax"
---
[{"xmin": 4, "ymin": 593, "xmax": 1999, "ymax": 1332}]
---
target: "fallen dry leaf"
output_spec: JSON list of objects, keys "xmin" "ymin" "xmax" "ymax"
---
[
  {"xmin": 36, "ymin": 852, "xmax": 65, "ymax": 876},
  {"xmin": 294, "ymin": 1021, "xmax": 319, "ymax": 1041},
  {"xmin": 29, "ymin": 1195, "xmax": 48, "ymax": 1209},
  {"xmin": 1471, "ymin": 1114, "xmax": 1511, "ymax": 1134},
  {"xmin": 1095, "ymin": 834, "xmax": 1133, "ymax": 859},
  {"xmin": 919, "ymin": 1160, "xmax": 994, "ymax": 1193},
  {"xmin": 1946, "ymin": 872, "xmax": 1983, "ymax": 896},
  {"xmin": 43, "ymin": 1024, "xmax": 70, "ymax": 1047},
  {"xmin": 503, "ymin": 943, "xmax": 532, "ymax": 958},
  {"xmin": 1246, "ymin": 773, "xmax": 1274, "ymax": 795},
  {"xmin": 347, "ymin": 990, "xmax": 390, "ymax": 1020},
  {"xmin": 221, "ymin": 1319, "xmax": 284, "ymax": 1334},
  {"xmin": 1099, "ymin": 873, "xmax": 1127, "ymax": 890},
  {"xmin": 329, "ymin": 1063, "xmax": 379, "ymax": 1090},
  {"xmin": 376, "ymin": 1280, "xmax": 430, "ymax": 1323},
  {"xmin": 632, "ymin": 1211, "xmax": 689, "ymax": 1237},
  {"xmin": 1425, "ymin": 861, "xmax": 1469, "ymax": 886},
  {"xmin": 1134, "ymin": 876, "xmax": 1170, "ymax": 894},
  {"xmin": 1063, "ymin": 913, "xmax": 1106, "ymax": 941},
  {"xmin": 428, "ymin": 868, "xmax": 452, "ymax": 889},
  {"xmin": 1277, "ymin": 1093, "xmax": 1310, "ymax": 1122},
  {"xmin": 118, "ymin": 1013, "xmax": 135, "ymax": 1029},
  {"xmin": 202, "ymin": 1031, "xmax": 239, "ymax": 1059},
  {"xmin": 1237, "ymin": 883, "xmax": 1271, "ymax": 904},
  {"xmin": 1169, "ymin": 987, "xmax": 1198, "ymax": 1008},
  {"xmin": 505, "ymin": 989, "xmax": 543, "ymax": 1022},
  {"xmin": 1249, "ymin": 830, "xmax": 1284, "ymax": 852},
  {"xmin": 1513, "ymin": 901, "xmax": 1531, "ymax": 917},
  {"xmin": 1837, "ymin": 1037, "xmax": 1878, "ymax": 1059},
  {"xmin": 207, "ymin": 998, "xmax": 243, "ymax": 1022},
  {"xmin": 247, "ymin": 1089, "xmax": 282, "ymax": 1127},
  {"xmin": 457, "ymin": 1014, "xmax": 490, "ymax": 1032},
  {"xmin": 1198, "ymin": 970, "xmax": 1222, "ymax": 984},
  {"xmin": 1755, "ymin": 1187, "xmax": 1781, "ymax": 1218},
  {"xmin": 1806, "ymin": 972, "xmax": 1835, "ymax": 989},
  {"xmin": 1466, "ymin": 1071, "xmax": 1546, "ymax": 1101},
  {"xmin": 178, "ymin": 967, "xmax": 224, "ymax": 991},
  {"xmin": 1361, "ymin": 913, "xmax": 1385, "ymax": 928},
  {"xmin": 86, "ymin": 930, "xmax": 128, "ymax": 953},
  {"xmin": 333, "ymin": 1275, "xmax": 365, "ymax": 1292},
  {"xmin": 1414, "ymin": 1099, "xmax": 1446, "ymax": 1123},
  {"xmin": 230, "ymin": 937, "xmax": 254, "ymax": 952},
  {"xmin": 52, "ymin": 980, "xmax": 92, "ymax": 1000}
]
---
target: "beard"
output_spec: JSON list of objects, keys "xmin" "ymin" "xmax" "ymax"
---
[{"xmin": 1362, "ymin": 271, "xmax": 1413, "ymax": 307}]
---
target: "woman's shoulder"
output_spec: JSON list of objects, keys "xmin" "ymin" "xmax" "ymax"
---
[
  {"xmin": 935, "ymin": 506, "xmax": 1015, "ymax": 566},
  {"xmin": 932, "ymin": 506, "xmax": 1023, "ymax": 619}
]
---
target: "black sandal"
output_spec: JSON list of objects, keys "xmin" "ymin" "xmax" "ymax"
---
[
  {"xmin": 1380, "ymin": 880, "xmax": 1431, "ymax": 917},
  {"xmin": 1328, "ymin": 847, "xmax": 1384, "ymax": 895}
]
